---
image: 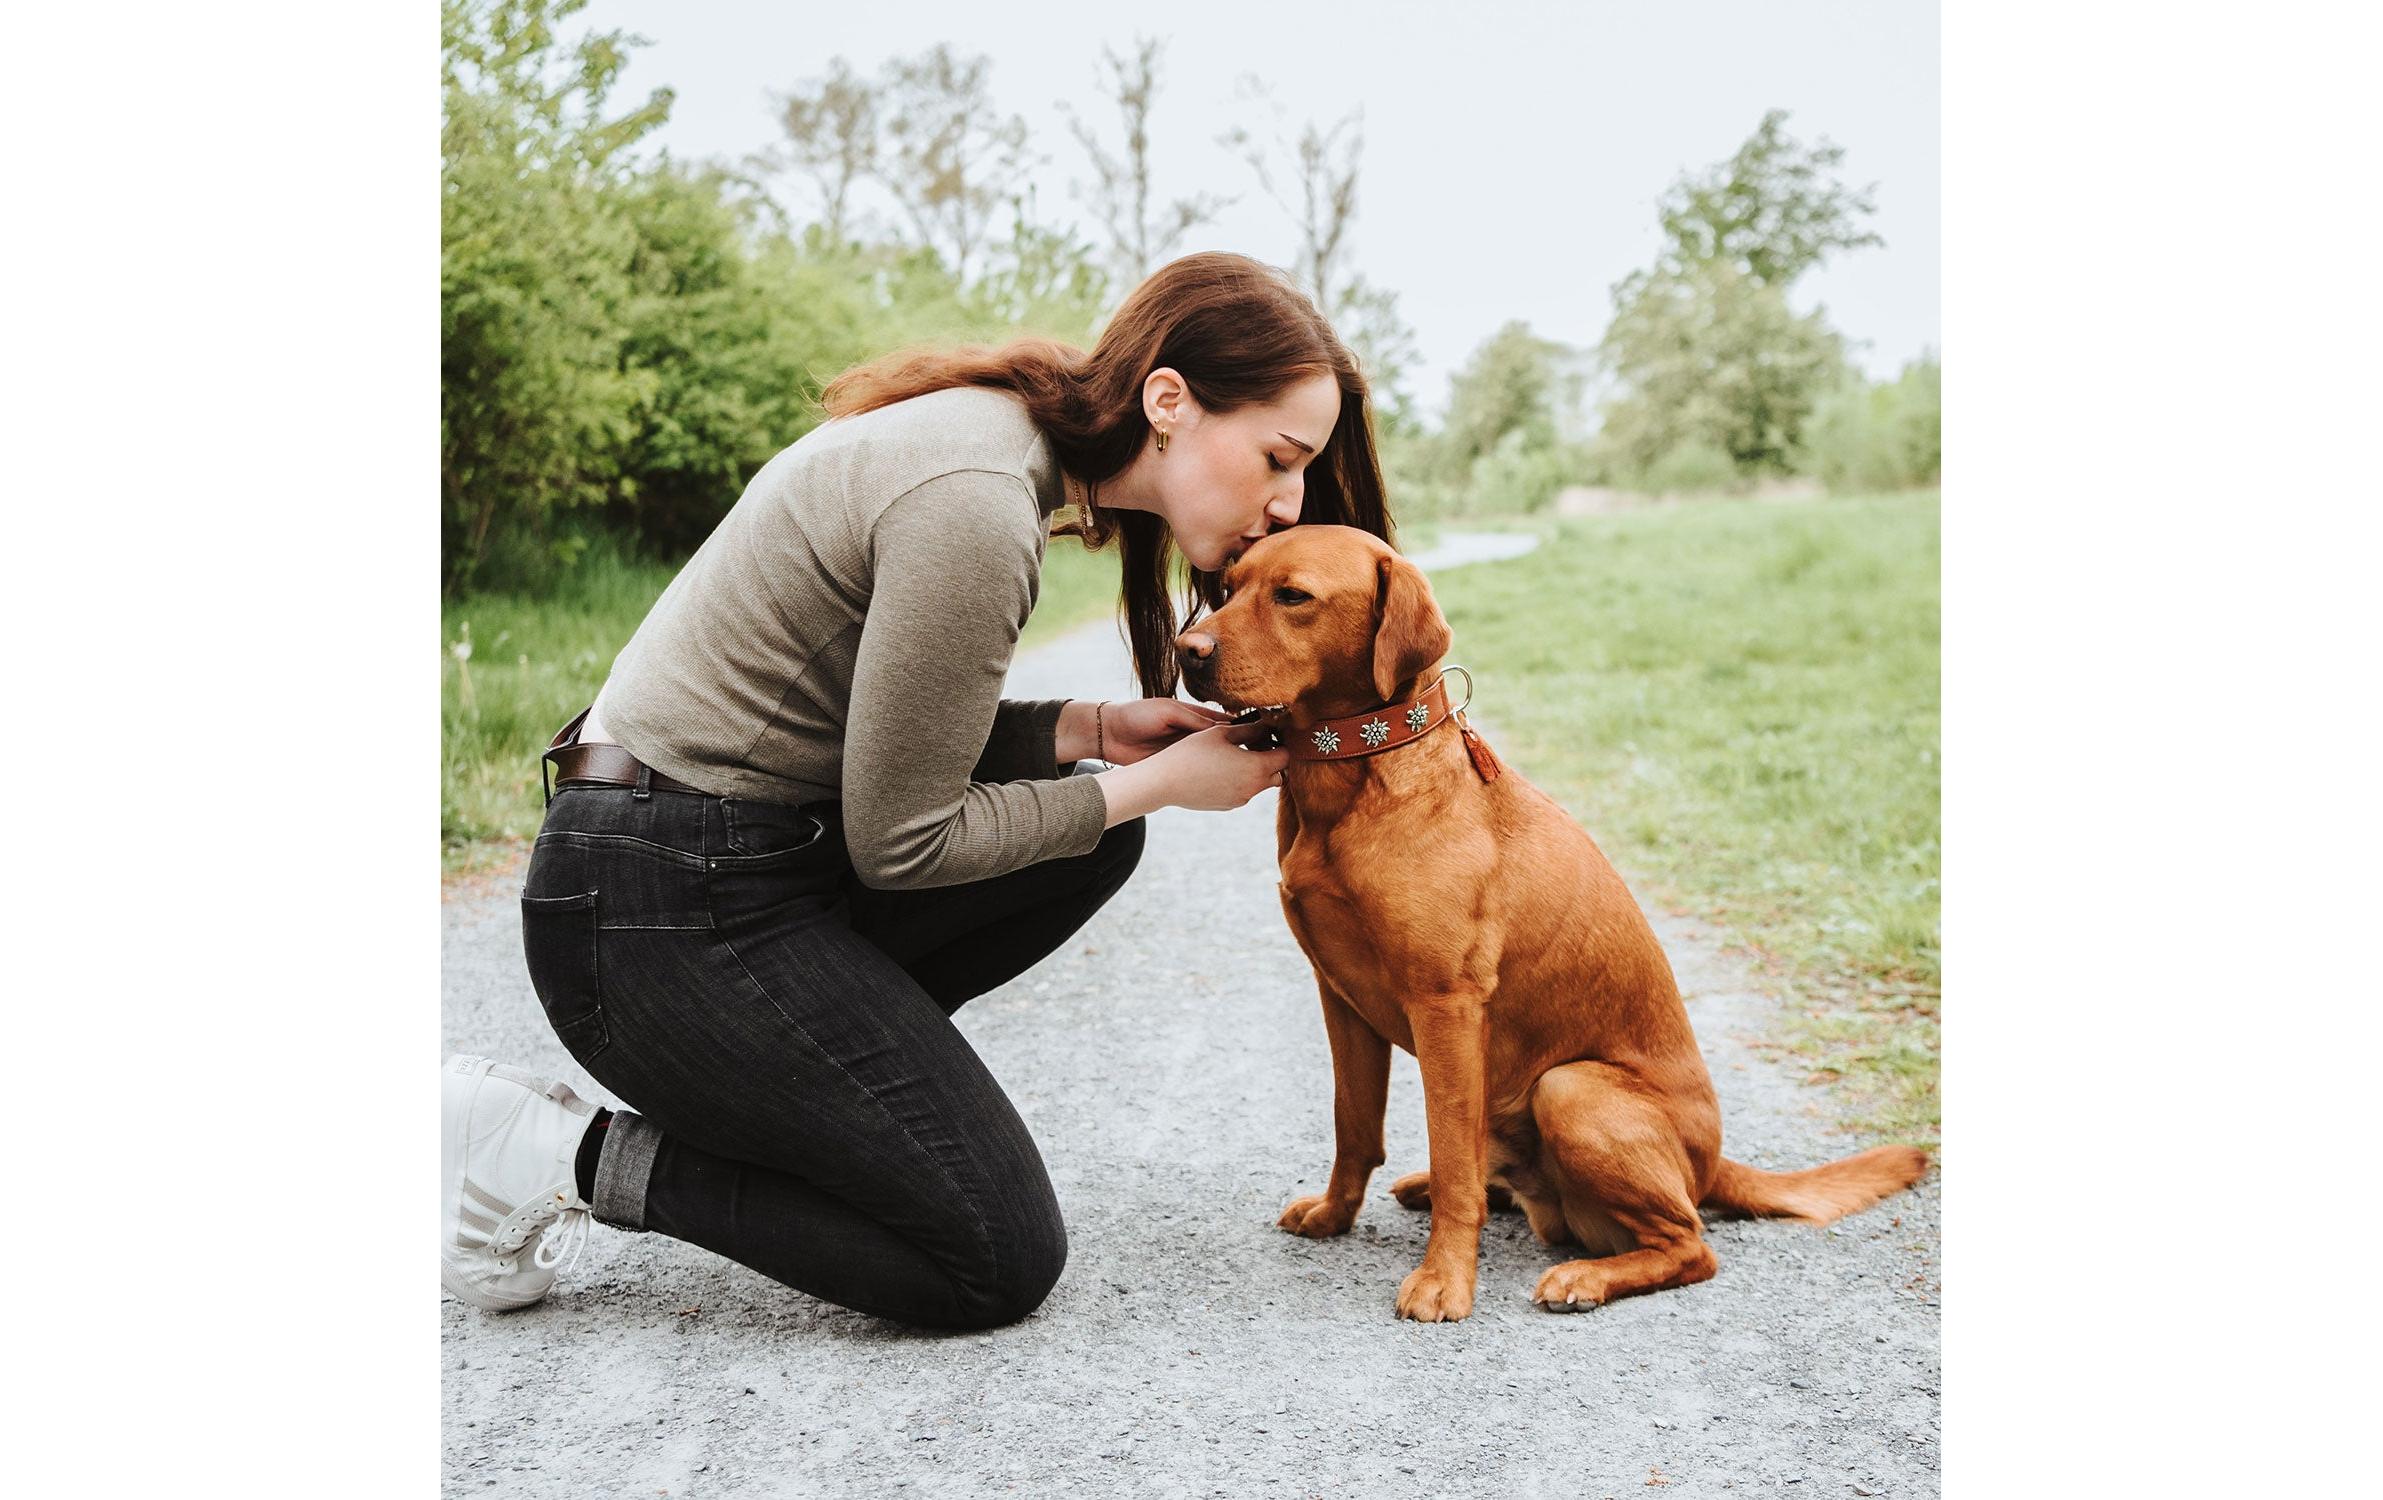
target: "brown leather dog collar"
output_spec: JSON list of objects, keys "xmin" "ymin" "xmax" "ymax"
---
[{"xmin": 1277, "ymin": 666, "xmax": 1503, "ymax": 783}]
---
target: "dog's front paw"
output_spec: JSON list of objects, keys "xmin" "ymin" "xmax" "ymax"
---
[
  {"xmin": 1395, "ymin": 1262, "xmax": 1476, "ymax": 1323},
  {"xmin": 1277, "ymin": 1192, "xmax": 1359, "ymax": 1237}
]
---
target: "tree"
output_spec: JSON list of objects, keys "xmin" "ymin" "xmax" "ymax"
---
[
  {"xmin": 1596, "ymin": 258, "xmax": 1845, "ymax": 481},
  {"xmin": 1654, "ymin": 107, "xmax": 1881, "ymax": 289},
  {"xmin": 1796, "ymin": 352, "xmax": 1941, "ymax": 494},
  {"xmin": 760, "ymin": 57, "xmax": 879, "ymax": 246},
  {"xmin": 1220, "ymin": 83, "xmax": 1361, "ymax": 311},
  {"xmin": 878, "ymin": 45, "xmax": 1032, "ymax": 283},
  {"xmin": 1424, "ymin": 320, "xmax": 1580, "ymax": 512},
  {"xmin": 1062, "ymin": 36, "xmax": 1230, "ymax": 285},
  {"xmin": 1218, "ymin": 83, "xmax": 1420, "ymax": 421},
  {"xmin": 966, "ymin": 187, "xmax": 1112, "ymax": 337},
  {"xmin": 1441, "ymin": 321, "xmax": 1566, "ymax": 471},
  {"xmin": 1334, "ymin": 275, "xmax": 1424, "ymax": 433},
  {"xmin": 1593, "ymin": 110, "xmax": 1875, "ymax": 488},
  {"xmin": 440, "ymin": 0, "xmax": 672, "ymax": 587}
]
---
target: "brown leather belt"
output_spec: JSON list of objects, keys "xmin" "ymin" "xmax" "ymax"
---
[{"xmin": 541, "ymin": 706, "xmax": 712, "ymax": 804}]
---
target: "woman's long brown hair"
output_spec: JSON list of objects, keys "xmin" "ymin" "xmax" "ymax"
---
[{"xmin": 819, "ymin": 251, "xmax": 1397, "ymax": 700}]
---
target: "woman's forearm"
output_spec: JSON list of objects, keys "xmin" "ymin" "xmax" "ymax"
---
[
  {"xmin": 1055, "ymin": 698, "xmax": 1104, "ymax": 765},
  {"xmin": 1065, "ymin": 698, "xmax": 1172, "ymax": 826},
  {"xmin": 1094, "ymin": 759, "xmax": 1168, "ymax": 828}
]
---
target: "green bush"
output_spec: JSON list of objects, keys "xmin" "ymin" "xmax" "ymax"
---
[
  {"xmin": 603, "ymin": 168, "xmax": 840, "ymax": 559},
  {"xmin": 1440, "ymin": 321, "xmax": 1563, "ymax": 472},
  {"xmin": 441, "ymin": 0, "xmax": 670, "ymax": 592},
  {"xmin": 1797, "ymin": 354, "xmax": 1941, "ymax": 493},
  {"xmin": 1377, "ymin": 425, "xmax": 1456, "ymax": 522},
  {"xmin": 1633, "ymin": 436, "xmax": 1743, "ymax": 495},
  {"xmin": 442, "ymin": 1, "xmax": 1112, "ymax": 596},
  {"xmin": 1466, "ymin": 428, "xmax": 1574, "ymax": 513}
]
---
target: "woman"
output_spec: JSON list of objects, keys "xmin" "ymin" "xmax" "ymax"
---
[{"xmin": 440, "ymin": 251, "xmax": 1395, "ymax": 1330}]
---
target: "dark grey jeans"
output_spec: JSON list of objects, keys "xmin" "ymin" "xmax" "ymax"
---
[{"xmin": 518, "ymin": 773, "xmax": 1145, "ymax": 1330}]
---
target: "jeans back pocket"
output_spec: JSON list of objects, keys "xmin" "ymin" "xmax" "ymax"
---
[{"xmin": 520, "ymin": 889, "xmax": 611, "ymax": 1063}]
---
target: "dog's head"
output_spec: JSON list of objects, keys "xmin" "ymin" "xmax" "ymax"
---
[{"xmin": 1174, "ymin": 524, "xmax": 1452, "ymax": 723}]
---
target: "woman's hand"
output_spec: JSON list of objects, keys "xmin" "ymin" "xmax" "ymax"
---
[
  {"xmin": 1143, "ymin": 720, "xmax": 1293, "ymax": 810},
  {"xmin": 1091, "ymin": 715, "xmax": 1286, "ymax": 825},
  {"xmin": 1093, "ymin": 696, "xmax": 1236, "ymax": 766}
]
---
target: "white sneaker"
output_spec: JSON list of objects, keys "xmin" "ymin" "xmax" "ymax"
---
[{"xmin": 441, "ymin": 1054, "xmax": 597, "ymax": 1311}]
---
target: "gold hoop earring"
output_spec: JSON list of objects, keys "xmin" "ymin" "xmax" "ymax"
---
[{"xmin": 1156, "ymin": 427, "xmax": 1170, "ymax": 455}]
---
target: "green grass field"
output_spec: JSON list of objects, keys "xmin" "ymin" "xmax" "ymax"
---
[{"xmin": 1428, "ymin": 493, "xmax": 1940, "ymax": 1144}]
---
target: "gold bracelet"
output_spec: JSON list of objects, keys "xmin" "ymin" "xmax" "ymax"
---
[{"xmin": 1095, "ymin": 701, "xmax": 1106, "ymax": 761}]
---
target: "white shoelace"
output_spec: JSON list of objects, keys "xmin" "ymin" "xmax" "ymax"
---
[{"xmin": 491, "ymin": 1187, "xmax": 591, "ymax": 1275}]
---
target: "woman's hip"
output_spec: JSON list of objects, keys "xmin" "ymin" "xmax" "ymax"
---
[{"xmin": 518, "ymin": 824, "xmax": 1065, "ymax": 1259}]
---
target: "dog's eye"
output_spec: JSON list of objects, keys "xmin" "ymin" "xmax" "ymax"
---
[{"xmin": 1273, "ymin": 587, "xmax": 1311, "ymax": 606}]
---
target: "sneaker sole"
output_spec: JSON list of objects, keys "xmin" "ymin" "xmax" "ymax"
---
[{"xmin": 440, "ymin": 1255, "xmax": 548, "ymax": 1313}]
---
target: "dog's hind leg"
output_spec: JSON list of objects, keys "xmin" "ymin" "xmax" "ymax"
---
[
  {"xmin": 1527, "ymin": 1061, "xmax": 1717, "ymax": 1311},
  {"xmin": 1390, "ymin": 1171, "xmax": 1515, "ymax": 1213}
]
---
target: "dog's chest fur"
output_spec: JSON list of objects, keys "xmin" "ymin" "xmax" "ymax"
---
[
  {"xmin": 1273, "ymin": 824, "xmax": 1464, "ymax": 1052},
  {"xmin": 1277, "ymin": 886, "xmax": 1416, "ymax": 1052}
]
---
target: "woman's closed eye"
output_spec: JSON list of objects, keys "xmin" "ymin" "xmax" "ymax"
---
[{"xmin": 1266, "ymin": 452, "xmax": 1287, "ymax": 472}]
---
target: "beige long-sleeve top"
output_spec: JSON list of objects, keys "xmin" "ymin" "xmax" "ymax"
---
[{"xmin": 597, "ymin": 385, "xmax": 1112, "ymax": 890}]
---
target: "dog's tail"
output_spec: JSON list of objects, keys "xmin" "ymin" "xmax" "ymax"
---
[{"xmin": 1702, "ymin": 1146, "xmax": 1929, "ymax": 1225}]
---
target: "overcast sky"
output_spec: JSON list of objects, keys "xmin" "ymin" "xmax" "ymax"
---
[{"xmin": 576, "ymin": 0, "xmax": 1939, "ymax": 420}]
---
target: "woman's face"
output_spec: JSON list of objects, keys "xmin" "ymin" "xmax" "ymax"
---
[{"xmin": 1143, "ymin": 369, "xmax": 1342, "ymax": 573}]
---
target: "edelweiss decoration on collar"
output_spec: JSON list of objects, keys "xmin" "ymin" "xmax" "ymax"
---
[{"xmin": 1278, "ymin": 666, "xmax": 1503, "ymax": 783}]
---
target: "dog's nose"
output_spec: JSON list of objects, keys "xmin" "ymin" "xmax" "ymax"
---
[{"xmin": 1176, "ymin": 632, "xmax": 1216, "ymax": 679}]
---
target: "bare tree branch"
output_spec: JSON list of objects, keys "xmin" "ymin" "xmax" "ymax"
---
[
  {"xmin": 1061, "ymin": 36, "xmax": 1230, "ymax": 283},
  {"xmin": 878, "ymin": 44, "xmax": 1034, "ymax": 283},
  {"xmin": 1218, "ymin": 78, "xmax": 1362, "ymax": 310},
  {"xmin": 757, "ymin": 57, "xmax": 879, "ymax": 245}
]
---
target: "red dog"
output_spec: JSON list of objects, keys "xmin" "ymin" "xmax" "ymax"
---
[{"xmin": 1177, "ymin": 524, "xmax": 1928, "ymax": 1322}]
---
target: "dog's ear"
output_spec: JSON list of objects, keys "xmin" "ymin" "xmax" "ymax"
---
[{"xmin": 1372, "ymin": 551, "xmax": 1453, "ymax": 702}]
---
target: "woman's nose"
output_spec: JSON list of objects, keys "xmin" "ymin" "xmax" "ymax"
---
[{"xmin": 1268, "ymin": 488, "xmax": 1302, "ymax": 528}]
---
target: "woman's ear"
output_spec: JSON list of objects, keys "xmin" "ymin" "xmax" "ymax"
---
[
  {"xmin": 1372, "ymin": 552, "xmax": 1453, "ymax": 703},
  {"xmin": 1142, "ymin": 367, "xmax": 1187, "ymax": 431}
]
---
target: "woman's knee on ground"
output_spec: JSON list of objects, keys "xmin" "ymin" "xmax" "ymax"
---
[{"xmin": 944, "ymin": 1195, "xmax": 1069, "ymax": 1329}]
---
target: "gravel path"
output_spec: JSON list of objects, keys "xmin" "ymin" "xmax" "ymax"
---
[
  {"xmin": 441, "ymin": 534, "xmax": 1941, "ymax": 1498},
  {"xmin": 1402, "ymin": 528, "xmax": 1545, "ymax": 571}
]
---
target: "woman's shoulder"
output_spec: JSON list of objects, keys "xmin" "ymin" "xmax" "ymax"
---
[
  {"xmin": 784, "ymin": 385, "xmax": 1059, "ymax": 525},
  {"xmin": 809, "ymin": 386, "xmax": 1043, "ymax": 471},
  {"xmin": 728, "ymin": 387, "xmax": 1046, "ymax": 556}
]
